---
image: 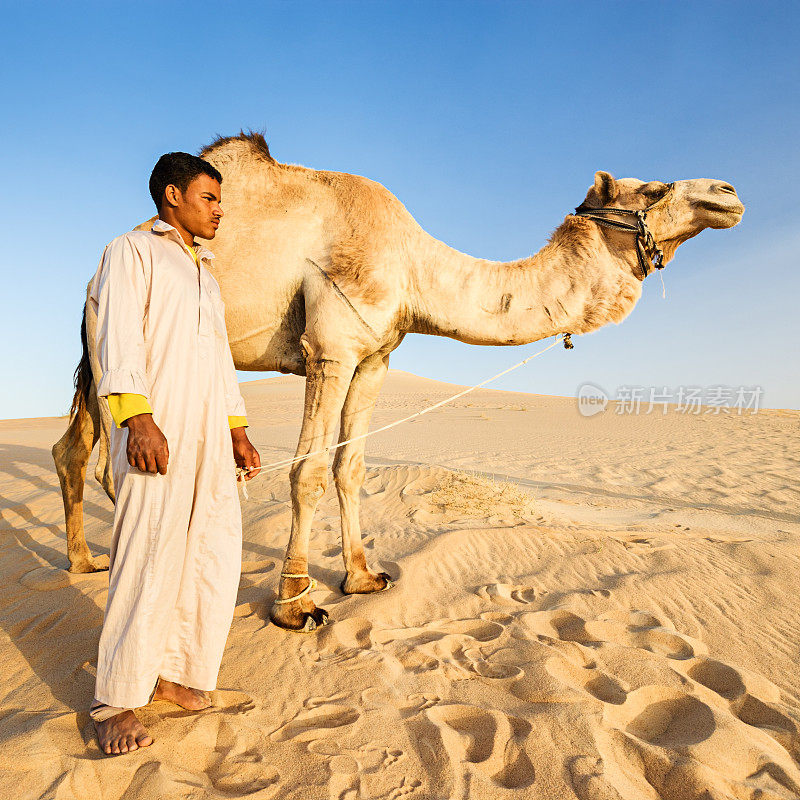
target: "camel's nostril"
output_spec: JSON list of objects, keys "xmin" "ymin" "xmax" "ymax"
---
[{"xmin": 717, "ymin": 183, "xmax": 736, "ymax": 195}]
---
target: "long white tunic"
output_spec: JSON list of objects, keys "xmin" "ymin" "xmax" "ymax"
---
[{"xmin": 88, "ymin": 219, "xmax": 246, "ymax": 708}]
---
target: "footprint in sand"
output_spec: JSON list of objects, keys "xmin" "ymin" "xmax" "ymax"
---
[
  {"xmin": 509, "ymin": 609, "xmax": 700, "ymax": 708},
  {"xmin": 377, "ymin": 776, "xmax": 422, "ymax": 799},
  {"xmin": 376, "ymin": 618, "xmax": 507, "ymax": 679},
  {"xmin": 271, "ymin": 703, "xmax": 361, "ymax": 743},
  {"xmin": 307, "ymin": 618, "xmax": 383, "ymax": 670},
  {"xmin": 317, "ymin": 618, "xmax": 375, "ymax": 651},
  {"xmin": 208, "ymin": 717, "xmax": 281, "ymax": 796},
  {"xmin": 455, "ymin": 642, "xmax": 524, "ymax": 682},
  {"xmin": 495, "ymin": 605, "xmax": 800, "ymax": 798},
  {"xmin": 150, "ymin": 707, "xmax": 278, "ymax": 797},
  {"xmin": 209, "ymin": 690, "xmax": 258, "ymax": 717},
  {"xmin": 605, "ymin": 687, "xmax": 716, "ymax": 747},
  {"xmin": 685, "ymin": 657, "xmax": 800, "ymax": 758},
  {"xmin": 410, "ymin": 704, "xmax": 536, "ymax": 797},
  {"xmin": 327, "ymin": 754, "xmax": 360, "ymax": 800},
  {"xmin": 356, "ymin": 745, "xmax": 405, "ymax": 772},
  {"xmin": 432, "ymin": 619, "xmax": 505, "ymax": 642},
  {"xmin": 519, "ymin": 608, "xmax": 704, "ymax": 660},
  {"xmin": 568, "ymin": 756, "xmax": 625, "ymax": 800},
  {"xmin": 477, "ymin": 582, "xmax": 537, "ymax": 605},
  {"xmin": 325, "ymin": 746, "xmax": 413, "ymax": 800},
  {"xmin": 599, "ymin": 684, "xmax": 800, "ymax": 798},
  {"xmin": 401, "ymin": 693, "xmax": 441, "ymax": 718},
  {"xmin": 545, "ymin": 657, "xmax": 628, "ymax": 705}
]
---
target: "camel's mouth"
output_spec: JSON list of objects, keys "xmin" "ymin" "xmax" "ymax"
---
[{"xmin": 696, "ymin": 199, "xmax": 745, "ymax": 228}]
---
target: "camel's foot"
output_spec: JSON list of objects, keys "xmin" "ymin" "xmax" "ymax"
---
[
  {"xmin": 270, "ymin": 601, "xmax": 329, "ymax": 633},
  {"xmin": 340, "ymin": 570, "xmax": 394, "ymax": 595},
  {"xmin": 68, "ymin": 553, "xmax": 110, "ymax": 574}
]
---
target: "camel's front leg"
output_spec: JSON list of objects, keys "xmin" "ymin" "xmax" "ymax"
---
[
  {"xmin": 332, "ymin": 353, "xmax": 394, "ymax": 594},
  {"xmin": 270, "ymin": 356, "xmax": 357, "ymax": 632}
]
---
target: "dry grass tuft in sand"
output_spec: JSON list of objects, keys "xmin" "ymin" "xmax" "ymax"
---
[{"xmin": 430, "ymin": 469, "xmax": 536, "ymax": 520}]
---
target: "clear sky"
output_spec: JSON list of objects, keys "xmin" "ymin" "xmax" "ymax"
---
[{"xmin": 1, "ymin": 1, "xmax": 798, "ymax": 419}]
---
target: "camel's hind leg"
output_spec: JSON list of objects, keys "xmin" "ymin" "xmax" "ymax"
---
[
  {"xmin": 51, "ymin": 388, "xmax": 109, "ymax": 573},
  {"xmin": 332, "ymin": 352, "xmax": 394, "ymax": 594},
  {"xmin": 94, "ymin": 402, "xmax": 116, "ymax": 504},
  {"xmin": 270, "ymin": 355, "xmax": 357, "ymax": 632}
]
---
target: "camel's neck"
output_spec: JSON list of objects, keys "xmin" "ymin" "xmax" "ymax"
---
[{"xmin": 406, "ymin": 217, "xmax": 643, "ymax": 345}]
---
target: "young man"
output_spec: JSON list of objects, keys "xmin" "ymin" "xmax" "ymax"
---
[{"xmin": 87, "ymin": 152, "xmax": 261, "ymax": 755}]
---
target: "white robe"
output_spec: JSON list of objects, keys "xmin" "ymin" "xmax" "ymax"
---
[{"xmin": 88, "ymin": 219, "xmax": 246, "ymax": 708}]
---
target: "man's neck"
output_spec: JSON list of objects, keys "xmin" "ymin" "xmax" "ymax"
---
[{"xmin": 157, "ymin": 214, "xmax": 195, "ymax": 248}]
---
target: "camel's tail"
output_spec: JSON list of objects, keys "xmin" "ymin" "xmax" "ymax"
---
[{"xmin": 67, "ymin": 304, "xmax": 93, "ymax": 443}]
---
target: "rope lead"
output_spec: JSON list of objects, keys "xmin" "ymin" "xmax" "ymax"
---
[{"xmin": 235, "ymin": 333, "xmax": 570, "ymax": 495}]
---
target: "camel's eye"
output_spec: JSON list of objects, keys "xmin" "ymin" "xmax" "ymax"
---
[{"xmin": 639, "ymin": 181, "xmax": 669, "ymax": 198}]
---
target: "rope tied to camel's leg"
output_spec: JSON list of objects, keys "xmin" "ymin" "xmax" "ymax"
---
[{"xmin": 274, "ymin": 572, "xmax": 318, "ymax": 604}]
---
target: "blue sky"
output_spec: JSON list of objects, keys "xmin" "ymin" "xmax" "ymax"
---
[{"xmin": 1, "ymin": 1, "xmax": 798, "ymax": 419}]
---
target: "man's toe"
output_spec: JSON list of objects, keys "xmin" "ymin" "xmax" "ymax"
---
[
  {"xmin": 126, "ymin": 734, "xmax": 138, "ymax": 751},
  {"xmin": 138, "ymin": 734, "xmax": 154, "ymax": 747}
]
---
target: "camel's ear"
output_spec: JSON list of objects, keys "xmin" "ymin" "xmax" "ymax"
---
[{"xmin": 593, "ymin": 171, "xmax": 619, "ymax": 204}]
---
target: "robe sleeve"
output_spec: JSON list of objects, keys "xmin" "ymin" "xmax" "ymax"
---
[
  {"xmin": 107, "ymin": 393, "xmax": 153, "ymax": 428},
  {"xmin": 91, "ymin": 235, "xmax": 151, "ymax": 399}
]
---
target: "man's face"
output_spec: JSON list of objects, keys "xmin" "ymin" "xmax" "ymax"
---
[{"xmin": 167, "ymin": 173, "xmax": 223, "ymax": 240}]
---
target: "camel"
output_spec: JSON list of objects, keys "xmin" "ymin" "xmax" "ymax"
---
[{"xmin": 52, "ymin": 132, "xmax": 745, "ymax": 632}]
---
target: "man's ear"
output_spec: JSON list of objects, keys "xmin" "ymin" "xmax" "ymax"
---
[
  {"xmin": 592, "ymin": 171, "xmax": 618, "ymax": 204},
  {"xmin": 163, "ymin": 183, "xmax": 181, "ymax": 209}
]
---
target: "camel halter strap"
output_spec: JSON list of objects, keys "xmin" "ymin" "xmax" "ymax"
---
[{"xmin": 573, "ymin": 184, "xmax": 673, "ymax": 278}]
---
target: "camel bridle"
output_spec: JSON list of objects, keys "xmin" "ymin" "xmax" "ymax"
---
[{"xmin": 573, "ymin": 183, "xmax": 674, "ymax": 278}]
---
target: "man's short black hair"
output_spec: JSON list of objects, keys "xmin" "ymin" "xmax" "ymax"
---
[{"xmin": 149, "ymin": 152, "xmax": 223, "ymax": 210}]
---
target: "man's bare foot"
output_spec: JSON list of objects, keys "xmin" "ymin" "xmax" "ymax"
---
[
  {"xmin": 95, "ymin": 710, "xmax": 153, "ymax": 755},
  {"xmin": 152, "ymin": 678, "xmax": 212, "ymax": 711}
]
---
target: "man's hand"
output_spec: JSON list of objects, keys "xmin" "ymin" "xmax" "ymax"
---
[
  {"xmin": 231, "ymin": 427, "xmax": 261, "ymax": 480},
  {"xmin": 124, "ymin": 414, "xmax": 170, "ymax": 475}
]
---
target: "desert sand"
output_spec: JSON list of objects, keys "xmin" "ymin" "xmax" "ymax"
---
[{"xmin": 1, "ymin": 370, "xmax": 799, "ymax": 799}]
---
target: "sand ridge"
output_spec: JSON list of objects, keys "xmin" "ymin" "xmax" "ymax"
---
[{"xmin": 1, "ymin": 371, "xmax": 799, "ymax": 798}]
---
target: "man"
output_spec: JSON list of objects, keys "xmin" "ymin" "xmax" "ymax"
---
[{"xmin": 87, "ymin": 152, "xmax": 261, "ymax": 755}]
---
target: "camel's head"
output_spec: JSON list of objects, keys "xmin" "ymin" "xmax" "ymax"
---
[{"xmin": 580, "ymin": 171, "xmax": 745, "ymax": 268}]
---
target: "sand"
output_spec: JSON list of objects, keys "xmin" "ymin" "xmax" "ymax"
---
[{"xmin": 1, "ymin": 370, "xmax": 799, "ymax": 799}]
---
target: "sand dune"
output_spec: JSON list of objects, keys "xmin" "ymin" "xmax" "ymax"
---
[{"xmin": 1, "ymin": 371, "xmax": 799, "ymax": 799}]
